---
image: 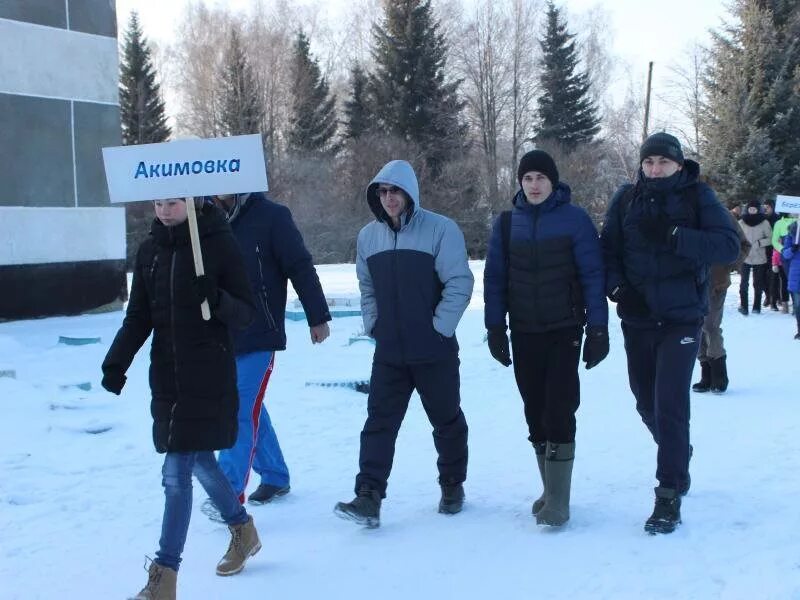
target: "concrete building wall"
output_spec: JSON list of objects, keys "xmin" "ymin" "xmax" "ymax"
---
[{"xmin": 0, "ymin": 2, "xmax": 126, "ymax": 320}]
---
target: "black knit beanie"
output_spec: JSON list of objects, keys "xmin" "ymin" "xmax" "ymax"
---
[
  {"xmin": 517, "ymin": 150, "xmax": 559, "ymax": 186},
  {"xmin": 639, "ymin": 132, "xmax": 684, "ymax": 164}
]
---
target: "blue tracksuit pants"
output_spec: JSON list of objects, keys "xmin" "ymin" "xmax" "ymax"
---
[{"xmin": 218, "ymin": 351, "xmax": 289, "ymax": 503}]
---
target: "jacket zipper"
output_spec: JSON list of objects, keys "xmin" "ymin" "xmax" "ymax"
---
[
  {"xmin": 255, "ymin": 244, "xmax": 277, "ymax": 330},
  {"xmin": 167, "ymin": 248, "xmax": 179, "ymax": 450},
  {"xmin": 392, "ymin": 229, "xmax": 405, "ymax": 359}
]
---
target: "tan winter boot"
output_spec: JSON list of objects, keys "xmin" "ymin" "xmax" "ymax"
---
[
  {"xmin": 129, "ymin": 559, "xmax": 177, "ymax": 600},
  {"xmin": 536, "ymin": 441, "xmax": 575, "ymax": 527},
  {"xmin": 531, "ymin": 442, "xmax": 547, "ymax": 515},
  {"xmin": 216, "ymin": 515, "xmax": 261, "ymax": 576}
]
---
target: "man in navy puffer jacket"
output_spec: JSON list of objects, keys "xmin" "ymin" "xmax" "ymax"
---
[
  {"xmin": 484, "ymin": 149, "xmax": 608, "ymax": 527},
  {"xmin": 208, "ymin": 191, "xmax": 331, "ymax": 514},
  {"xmin": 601, "ymin": 132, "xmax": 739, "ymax": 534}
]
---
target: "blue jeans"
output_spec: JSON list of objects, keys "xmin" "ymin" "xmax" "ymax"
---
[
  {"xmin": 218, "ymin": 351, "xmax": 289, "ymax": 501},
  {"xmin": 155, "ymin": 451, "xmax": 248, "ymax": 571}
]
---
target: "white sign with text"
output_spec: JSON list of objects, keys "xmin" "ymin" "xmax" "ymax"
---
[
  {"xmin": 775, "ymin": 195, "xmax": 800, "ymax": 214},
  {"xmin": 102, "ymin": 134, "xmax": 268, "ymax": 203}
]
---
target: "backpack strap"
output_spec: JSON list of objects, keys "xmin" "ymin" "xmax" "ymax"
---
[{"xmin": 500, "ymin": 210, "xmax": 512, "ymax": 265}]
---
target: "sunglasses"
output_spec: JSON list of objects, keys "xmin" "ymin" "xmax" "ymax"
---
[{"xmin": 377, "ymin": 185, "xmax": 401, "ymax": 196}]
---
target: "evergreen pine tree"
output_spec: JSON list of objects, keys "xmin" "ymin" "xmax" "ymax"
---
[
  {"xmin": 287, "ymin": 31, "xmax": 338, "ymax": 154},
  {"xmin": 703, "ymin": 1, "xmax": 800, "ymax": 200},
  {"xmin": 343, "ymin": 63, "xmax": 371, "ymax": 140},
  {"xmin": 218, "ymin": 25, "xmax": 264, "ymax": 136},
  {"xmin": 368, "ymin": 0, "xmax": 466, "ymax": 173},
  {"xmin": 536, "ymin": 2, "xmax": 600, "ymax": 150},
  {"xmin": 119, "ymin": 11, "xmax": 170, "ymax": 145}
]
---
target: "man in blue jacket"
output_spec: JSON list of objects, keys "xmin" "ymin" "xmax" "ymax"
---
[
  {"xmin": 483, "ymin": 150, "xmax": 609, "ymax": 527},
  {"xmin": 334, "ymin": 160, "xmax": 474, "ymax": 528},
  {"xmin": 601, "ymin": 132, "xmax": 739, "ymax": 534},
  {"xmin": 205, "ymin": 192, "xmax": 331, "ymax": 518}
]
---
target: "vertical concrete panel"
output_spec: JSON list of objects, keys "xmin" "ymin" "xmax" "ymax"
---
[
  {"xmin": 74, "ymin": 102, "xmax": 122, "ymax": 207},
  {"xmin": 0, "ymin": 0, "xmax": 67, "ymax": 29},
  {"xmin": 0, "ymin": 94, "xmax": 73, "ymax": 207},
  {"xmin": 70, "ymin": 0, "xmax": 117, "ymax": 38}
]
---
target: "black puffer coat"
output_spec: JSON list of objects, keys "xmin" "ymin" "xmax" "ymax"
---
[{"xmin": 102, "ymin": 203, "xmax": 255, "ymax": 452}]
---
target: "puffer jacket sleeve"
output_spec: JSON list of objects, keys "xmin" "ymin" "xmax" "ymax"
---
[
  {"xmin": 213, "ymin": 232, "xmax": 257, "ymax": 330},
  {"xmin": 356, "ymin": 226, "xmax": 377, "ymax": 336},
  {"xmin": 600, "ymin": 185, "xmax": 631, "ymax": 297},
  {"xmin": 102, "ymin": 246, "xmax": 154, "ymax": 376},
  {"xmin": 572, "ymin": 209, "xmax": 608, "ymax": 327},
  {"xmin": 272, "ymin": 205, "xmax": 331, "ymax": 326},
  {"xmin": 432, "ymin": 219, "xmax": 474, "ymax": 337},
  {"xmin": 483, "ymin": 213, "xmax": 508, "ymax": 330},
  {"xmin": 672, "ymin": 185, "xmax": 739, "ymax": 265}
]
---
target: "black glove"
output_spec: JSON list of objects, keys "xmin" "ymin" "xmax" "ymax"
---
[
  {"xmin": 609, "ymin": 285, "xmax": 650, "ymax": 318},
  {"xmin": 101, "ymin": 368, "xmax": 126, "ymax": 395},
  {"xmin": 193, "ymin": 275, "xmax": 219, "ymax": 307},
  {"xmin": 487, "ymin": 328, "xmax": 511, "ymax": 367},
  {"xmin": 638, "ymin": 214, "xmax": 677, "ymax": 246},
  {"xmin": 582, "ymin": 326, "xmax": 609, "ymax": 370}
]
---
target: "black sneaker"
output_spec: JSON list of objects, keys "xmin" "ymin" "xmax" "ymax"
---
[
  {"xmin": 334, "ymin": 486, "xmax": 381, "ymax": 528},
  {"xmin": 737, "ymin": 306, "xmax": 748, "ymax": 315},
  {"xmin": 247, "ymin": 484, "xmax": 290, "ymax": 505},
  {"xmin": 438, "ymin": 482, "xmax": 465, "ymax": 515},
  {"xmin": 794, "ymin": 333, "xmax": 800, "ymax": 341},
  {"xmin": 645, "ymin": 487, "xmax": 681, "ymax": 534},
  {"xmin": 752, "ymin": 307, "xmax": 761, "ymax": 314}
]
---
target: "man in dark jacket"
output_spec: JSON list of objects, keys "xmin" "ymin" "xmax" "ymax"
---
[
  {"xmin": 102, "ymin": 198, "xmax": 261, "ymax": 598},
  {"xmin": 210, "ymin": 192, "xmax": 331, "ymax": 513},
  {"xmin": 601, "ymin": 132, "xmax": 739, "ymax": 534},
  {"xmin": 334, "ymin": 160, "xmax": 474, "ymax": 528},
  {"xmin": 483, "ymin": 150, "xmax": 608, "ymax": 527}
]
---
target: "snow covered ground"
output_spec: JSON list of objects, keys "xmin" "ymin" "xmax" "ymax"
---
[{"xmin": 1, "ymin": 263, "xmax": 799, "ymax": 599}]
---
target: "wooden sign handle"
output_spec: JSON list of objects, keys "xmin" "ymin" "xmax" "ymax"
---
[{"xmin": 185, "ymin": 197, "xmax": 211, "ymax": 321}]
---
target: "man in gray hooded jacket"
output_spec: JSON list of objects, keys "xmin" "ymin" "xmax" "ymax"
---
[{"xmin": 334, "ymin": 160, "xmax": 474, "ymax": 528}]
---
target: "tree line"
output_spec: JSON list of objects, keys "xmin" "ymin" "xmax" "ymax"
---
[{"xmin": 119, "ymin": 0, "xmax": 800, "ymax": 266}]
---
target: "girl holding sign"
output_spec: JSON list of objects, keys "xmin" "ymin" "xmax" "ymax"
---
[{"xmin": 101, "ymin": 197, "xmax": 260, "ymax": 599}]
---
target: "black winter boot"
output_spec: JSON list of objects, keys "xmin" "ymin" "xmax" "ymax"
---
[
  {"xmin": 438, "ymin": 481, "xmax": 465, "ymax": 514},
  {"xmin": 709, "ymin": 356, "xmax": 729, "ymax": 394},
  {"xmin": 536, "ymin": 441, "xmax": 575, "ymax": 527},
  {"xmin": 531, "ymin": 442, "xmax": 547, "ymax": 515},
  {"xmin": 644, "ymin": 487, "xmax": 681, "ymax": 534},
  {"xmin": 334, "ymin": 486, "xmax": 381, "ymax": 528},
  {"xmin": 691, "ymin": 361, "xmax": 711, "ymax": 393}
]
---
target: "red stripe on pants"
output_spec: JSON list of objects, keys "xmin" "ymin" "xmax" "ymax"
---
[{"xmin": 238, "ymin": 353, "xmax": 275, "ymax": 504}]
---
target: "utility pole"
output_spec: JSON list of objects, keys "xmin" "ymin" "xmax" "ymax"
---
[{"xmin": 643, "ymin": 61, "xmax": 653, "ymax": 142}]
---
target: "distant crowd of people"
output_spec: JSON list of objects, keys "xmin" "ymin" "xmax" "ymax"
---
[
  {"xmin": 730, "ymin": 199, "xmax": 800, "ymax": 337},
  {"xmin": 99, "ymin": 130, "xmax": 797, "ymax": 599}
]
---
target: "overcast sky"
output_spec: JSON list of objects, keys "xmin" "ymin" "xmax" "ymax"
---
[{"xmin": 115, "ymin": 0, "xmax": 731, "ymax": 135}]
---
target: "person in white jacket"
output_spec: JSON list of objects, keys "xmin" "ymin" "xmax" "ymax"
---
[{"xmin": 738, "ymin": 200, "xmax": 773, "ymax": 315}]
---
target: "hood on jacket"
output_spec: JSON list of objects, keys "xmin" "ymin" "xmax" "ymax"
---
[
  {"xmin": 512, "ymin": 181, "xmax": 572, "ymax": 211},
  {"xmin": 366, "ymin": 160, "xmax": 420, "ymax": 225}
]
